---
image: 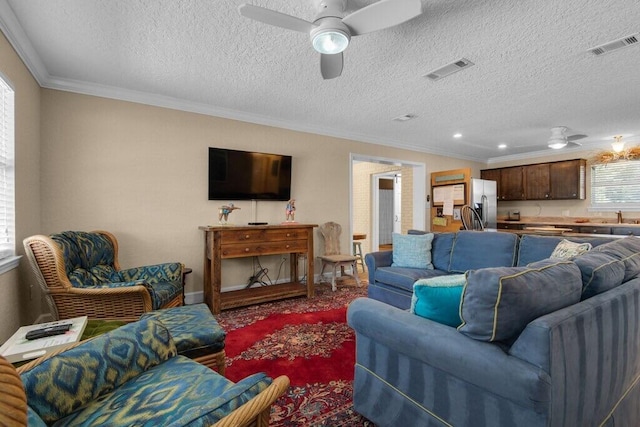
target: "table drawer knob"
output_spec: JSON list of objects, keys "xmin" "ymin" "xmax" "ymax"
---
[
  {"xmin": 244, "ymin": 248, "xmax": 250, "ymax": 252},
  {"xmin": 245, "ymin": 234, "xmax": 250, "ymax": 239}
]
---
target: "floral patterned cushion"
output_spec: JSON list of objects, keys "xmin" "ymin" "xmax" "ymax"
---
[{"xmin": 550, "ymin": 239, "xmax": 592, "ymax": 259}]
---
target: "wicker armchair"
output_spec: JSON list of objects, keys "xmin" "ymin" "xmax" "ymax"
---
[
  {"xmin": 0, "ymin": 318, "xmax": 289, "ymax": 426},
  {"xmin": 23, "ymin": 230, "xmax": 184, "ymax": 322}
]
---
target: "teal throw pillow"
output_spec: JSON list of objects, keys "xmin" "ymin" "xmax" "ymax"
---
[
  {"xmin": 411, "ymin": 274, "xmax": 466, "ymax": 327},
  {"xmin": 392, "ymin": 232, "xmax": 434, "ymax": 269}
]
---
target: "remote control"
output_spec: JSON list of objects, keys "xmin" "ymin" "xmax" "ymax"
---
[{"xmin": 25, "ymin": 324, "xmax": 72, "ymax": 340}]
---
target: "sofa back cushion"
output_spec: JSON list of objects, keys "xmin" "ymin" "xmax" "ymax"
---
[
  {"xmin": 449, "ymin": 231, "xmax": 518, "ymax": 273},
  {"xmin": 51, "ymin": 231, "xmax": 123, "ymax": 287},
  {"xmin": 408, "ymin": 230, "xmax": 456, "ymax": 271},
  {"xmin": 458, "ymin": 259, "xmax": 583, "ymax": 342},
  {"xmin": 517, "ymin": 235, "xmax": 617, "ymax": 266},
  {"xmin": 593, "ymin": 236, "xmax": 640, "ymax": 282},
  {"xmin": 572, "ymin": 251, "xmax": 626, "ymax": 299},
  {"xmin": 21, "ymin": 318, "xmax": 177, "ymax": 425}
]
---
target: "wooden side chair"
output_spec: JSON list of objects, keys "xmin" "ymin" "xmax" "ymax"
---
[
  {"xmin": 460, "ymin": 205, "xmax": 485, "ymax": 231},
  {"xmin": 318, "ymin": 222, "xmax": 361, "ymax": 291}
]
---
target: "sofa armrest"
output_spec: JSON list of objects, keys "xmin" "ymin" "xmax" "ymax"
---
[
  {"xmin": 364, "ymin": 251, "xmax": 393, "ymax": 283},
  {"xmin": 120, "ymin": 262, "xmax": 183, "ymax": 284},
  {"xmin": 347, "ymin": 297, "xmax": 551, "ymax": 407}
]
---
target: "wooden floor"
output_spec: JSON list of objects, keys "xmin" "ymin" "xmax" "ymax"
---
[{"xmin": 379, "ymin": 244, "xmax": 393, "ymax": 251}]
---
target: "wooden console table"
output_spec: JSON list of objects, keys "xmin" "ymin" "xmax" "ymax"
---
[{"xmin": 199, "ymin": 224, "xmax": 317, "ymax": 314}]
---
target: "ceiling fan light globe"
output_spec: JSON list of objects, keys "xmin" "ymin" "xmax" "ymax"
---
[
  {"xmin": 548, "ymin": 139, "xmax": 568, "ymax": 149},
  {"xmin": 312, "ymin": 29, "xmax": 349, "ymax": 54}
]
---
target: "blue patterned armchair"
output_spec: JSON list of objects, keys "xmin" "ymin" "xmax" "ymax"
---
[
  {"xmin": 23, "ymin": 230, "xmax": 184, "ymax": 321},
  {"xmin": 0, "ymin": 318, "xmax": 289, "ymax": 426}
]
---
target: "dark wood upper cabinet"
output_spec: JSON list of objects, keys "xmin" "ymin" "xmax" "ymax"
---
[
  {"xmin": 549, "ymin": 159, "xmax": 586, "ymax": 199},
  {"xmin": 481, "ymin": 159, "xmax": 586, "ymax": 201},
  {"xmin": 524, "ymin": 163, "xmax": 550, "ymax": 200},
  {"xmin": 500, "ymin": 166, "xmax": 525, "ymax": 200}
]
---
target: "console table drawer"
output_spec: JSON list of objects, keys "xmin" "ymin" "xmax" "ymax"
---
[
  {"xmin": 220, "ymin": 228, "xmax": 308, "ymax": 243},
  {"xmin": 220, "ymin": 239, "xmax": 308, "ymax": 258}
]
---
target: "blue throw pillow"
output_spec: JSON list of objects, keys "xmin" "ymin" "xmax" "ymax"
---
[
  {"xmin": 392, "ymin": 233, "xmax": 434, "ymax": 269},
  {"xmin": 458, "ymin": 260, "xmax": 583, "ymax": 342},
  {"xmin": 411, "ymin": 274, "xmax": 466, "ymax": 327}
]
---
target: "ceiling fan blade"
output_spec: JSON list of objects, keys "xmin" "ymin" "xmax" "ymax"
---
[
  {"xmin": 567, "ymin": 141, "xmax": 583, "ymax": 147},
  {"xmin": 238, "ymin": 4, "xmax": 315, "ymax": 33},
  {"xmin": 567, "ymin": 134, "xmax": 588, "ymax": 142},
  {"xmin": 342, "ymin": 0, "xmax": 422, "ymax": 36},
  {"xmin": 320, "ymin": 53, "xmax": 343, "ymax": 80}
]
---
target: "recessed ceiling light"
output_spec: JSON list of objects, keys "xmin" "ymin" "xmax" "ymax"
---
[
  {"xmin": 453, "ymin": 133, "xmax": 462, "ymax": 138},
  {"xmin": 498, "ymin": 144, "xmax": 507, "ymax": 149}
]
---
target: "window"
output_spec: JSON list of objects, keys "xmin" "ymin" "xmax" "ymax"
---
[
  {"xmin": 591, "ymin": 161, "xmax": 640, "ymax": 211},
  {"xmin": 0, "ymin": 74, "xmax": 16, "ymax": 264}
]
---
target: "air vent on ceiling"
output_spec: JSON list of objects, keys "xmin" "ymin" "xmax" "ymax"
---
[
  {"xmin": 423, "ymin": 58, "xmax": 474, "ymax": 81},
  {"xmin": 588, "ymin": 33, "xmax": 639, "ymax": 56}
]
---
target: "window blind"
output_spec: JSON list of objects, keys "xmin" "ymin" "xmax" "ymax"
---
[
  {"xmin": 591, "ymin": 162, "xmax": 640, "ymax": 208},
  {"xmin": 0, "ymin": 76, "xmax": 15, "ymax": 260}
]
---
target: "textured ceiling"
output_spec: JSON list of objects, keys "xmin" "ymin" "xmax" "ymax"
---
[{"xmin": 1, "ymin": 0, "xmax": 639, "ymax": 162}]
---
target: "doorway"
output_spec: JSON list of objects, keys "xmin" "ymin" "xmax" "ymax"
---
[
  {"xmin": 350, "ymin": 154, "xmax": 426, "ymax": 255},
  {"xmin": 375, "ymin": 173, "xmax": 401, "ymax": 250}
]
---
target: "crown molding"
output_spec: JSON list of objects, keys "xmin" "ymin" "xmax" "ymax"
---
[{"xmin": 0, "ymin": 0, "xmax": 49, "ymax": 85}]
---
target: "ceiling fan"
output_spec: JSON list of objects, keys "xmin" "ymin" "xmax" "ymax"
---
[
  {"xmin": 238, "ymin": 0, "xmax": 423, "ymax": 79},
  {"xmin": 547, "ymin": 126, "xmax": 588, "ymax": 149}
]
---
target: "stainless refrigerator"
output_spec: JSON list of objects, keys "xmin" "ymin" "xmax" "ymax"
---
[{"xmin": 470, "ymin": 178, "xmax": 497, "ymax": 229}]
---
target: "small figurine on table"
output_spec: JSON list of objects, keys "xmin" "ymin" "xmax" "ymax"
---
[
  {"xmin": 218, "ymin": 203, "xmax": 240, "ymax": 224},
  {"xmin": 285, "ymin": 199, "xmax": 296, "ymax": 222}
]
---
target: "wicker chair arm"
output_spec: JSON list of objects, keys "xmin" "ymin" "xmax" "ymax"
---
[
  {"xmin": 49, "ymin": 286, "xmax": 153, "ymax": 321},
  {"xmin": 0, "ymin": 356, "xmax": 27, "ymax": 426},
  {"xmin": 214, "ymin": 375, "xmax": 290, "ymax": 427}
]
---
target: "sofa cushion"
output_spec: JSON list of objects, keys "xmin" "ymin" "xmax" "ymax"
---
[
  {"xmin": 550, "ymin": 239, "xmax": 592, "ymax": 259},
  {"xmin": 21, "ymin": 318, "xmax": 177, "ymax": 425},
  {"xmin": 411, "ymin": 274, "xmax": 466, "ymax": 327},
  {"xmin": 375, "ymin": 267, "xmax": 448, "ymax": 293},
  {"xmin": 458, "ymin": 259, "xmax": 583, "ymax": 342},
  {"xmin": 593, "ymin": 237, "xmax": 640, "ymax": 282},
  {"xmin": 572, "ymin": 251, "xmax": 626, "ymax": 299},
  {"xmin": 517, "ymin": 235, "xmax": 617, "ymax": 267},
  {"xmin": 408, "ymin": 230, "xmax": 456, "ymax": 271},
  {"xmin": 392, "ymin": 233, "xmax": 434, "ymax": 269},
  {"xmin": 54, "ymin": 356, "xmax": 271, "ymax": 426},
  {"xmin": 449, "ymin": 231, "xmax": 518, "ymax": 273}
]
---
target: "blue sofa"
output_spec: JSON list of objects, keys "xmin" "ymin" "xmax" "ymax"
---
[
  {"xmin": 349, "ymin": 234, "xmax": 640, "ymax": 426},
  {"xmin": 366, "ymin": 230, "xmax": 616, "ymax": 309}
]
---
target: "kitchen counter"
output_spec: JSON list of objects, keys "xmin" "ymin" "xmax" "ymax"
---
[{"xmin": 496, "ymin": 217, "xmax": 640, "ymax": 236}]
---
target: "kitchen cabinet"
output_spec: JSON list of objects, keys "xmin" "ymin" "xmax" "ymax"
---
[
  {"xmin": 524, "ymin": 163, "xmax": 550, "ymax": 200},
  {"xmin": 497, "ymin": 222, "xmax": 523, "ymax": 230},
  {"xmin": 499, "ymin": 167, "xmax": 525, "ymax": 200},
  {"xmin": 481, "ymin": 159, "xmax": 586, "ymax": 201},
  {"xmin": 549, "ymin": 159, "xmax": 586, "ymax": 199},
  {"xmin": 611, "ymin": 227, "xmax": 640, "ymax": 236},
  {"xmin": 578, "ymin": 226, "xmax": 612, "ymax": 235}
]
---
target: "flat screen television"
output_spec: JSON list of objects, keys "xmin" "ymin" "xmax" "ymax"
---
[{"xmin": 208, "ymin": 148, "xmax": 292, "ymax": 201}]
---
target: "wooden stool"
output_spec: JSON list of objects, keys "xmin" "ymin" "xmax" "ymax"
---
[{"xmin": 353, "ymin": 233, "xmax": 366, "ymax": 273}]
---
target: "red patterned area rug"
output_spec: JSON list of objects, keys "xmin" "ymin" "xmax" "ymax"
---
[{"xmin": 217, "ymin": 280, "xmax": 375, "ymax": 426}]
